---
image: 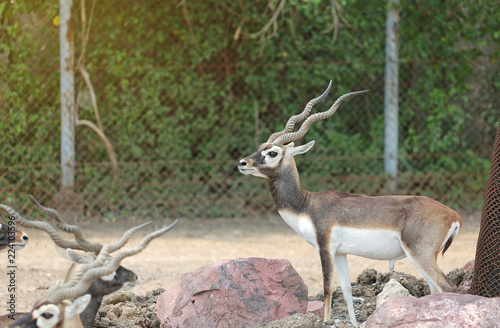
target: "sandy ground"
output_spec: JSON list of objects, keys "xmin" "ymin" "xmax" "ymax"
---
[{"xmin": 0, "ymin": 211, "xmax": 480, "ymax": 315}]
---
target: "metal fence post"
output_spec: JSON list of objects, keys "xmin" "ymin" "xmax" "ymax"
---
[
  {"xmin": 384, "ymin": 0, "xmax": 400, "ymax": 192},
  {"xmin": 55, "ymin": 0, "xmax": 84, "ymax": 219},
  {"xmin": 60, "ymin": 0, "xmax": 75, "ymax": 190}
]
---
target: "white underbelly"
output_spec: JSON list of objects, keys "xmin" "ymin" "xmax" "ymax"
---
[
  {"xmin": 332, "ymin": 227, "xmax": 405, "ymax": 260},
  {"xmin": 278, "ymin": 210, "xmax": 318, "ymax": 249},
  {"xmin": 277, "ymin": 211, "xmax": 405, "ymax": 261}
]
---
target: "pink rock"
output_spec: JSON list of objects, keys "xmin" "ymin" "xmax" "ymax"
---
[
  {"xmin": 461, "ymin": 260, "xmax": 475, "ymax": 273},
  {"xmin": 156, "ymin": 258, "xmax": 308, "ymax": 328},
  {"xmin": 366, "ymin": 292, "xmax": 500, "ymax": 328},
  {"xmin": 458, "ymin": 279, "xmax": 473, "ymax": 294},
  {"xmin": 306, "ymin": 301, "xmax": 324, "ymax": 318}
]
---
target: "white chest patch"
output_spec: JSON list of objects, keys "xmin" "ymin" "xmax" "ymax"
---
[
  {"xmin": 332, "ymin": 227, "xmax": 405, "ymax": 261},
  {"xmin": 278, "ymin": 210, "xmax": 318, "ymax": 249}
]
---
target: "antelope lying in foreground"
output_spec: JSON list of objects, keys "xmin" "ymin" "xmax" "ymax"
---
[
  {"xmin": 0, "ymin": 199, "xmax": 178, "ymax": 328},
  {"xmin": 238, "ymin": 81, "xmax": 462, "ymax": 327}
]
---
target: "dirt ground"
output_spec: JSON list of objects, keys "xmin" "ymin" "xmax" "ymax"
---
[{"xmin": 0, "ymin": 210, "xmax": 480, "ymax": 327}]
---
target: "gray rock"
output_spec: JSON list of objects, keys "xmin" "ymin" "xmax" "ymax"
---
[{"xmin": 375, "ymin": 278, "xmax": 412, "ymax": 308}]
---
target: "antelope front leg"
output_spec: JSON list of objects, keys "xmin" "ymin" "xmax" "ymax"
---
[
  {"xmin": 319, "ymin": 247, "xmax": 335, "ymax": 322},
  {"xmin": 334, "ymin": 254, "xmax": 358, "ymax": 328}
]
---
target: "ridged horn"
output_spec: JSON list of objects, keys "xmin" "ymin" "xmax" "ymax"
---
[
  {"xmin": 29, "ymin": 195, "xmax": 103, "ymax": 254},
  {"xmin": 266, "ymin": 81, "xmax": 333, "ymax": 144},
  {"xmin": 273, "ymin": 89, "xmax": 369, "ymax": 145},
  {"xmin": 46, "ymin": 219, "xmax": 179, "ymax": 304},
  {"xmin": 0, "ymin": 204, "xmax": 85, "ymax": 251}
]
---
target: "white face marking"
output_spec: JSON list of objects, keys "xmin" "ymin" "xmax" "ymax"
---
[
  {"xmin": 278, "ymin": 210, "xmax": 318, "ymax": 249},
  {"xmin": 121, "ymin": 281, "xmax": 137, "ymax": 291},
  {"xmin": 12, "ymin": 243, "xmax": 27, "ymax": 250},
  {"xmin": 33, "ymin": 304, "xmax": 61, "ymax": 328},
  {"xmin": 261, "ymin": 145, "xmax": 283, "ymax": 169},
  {"xmin": 331, "ymin": 227, "xmax": 405, "ymax": 261},
  {"xmin": 100, "ymin": 271, "xmax": 116, "ymax": 281},
  {"xmin": 248, "ymin": 170, "xmax": 268, "ymax": 179},
  {"xmin": 239, "ymin": 145, "xmax": 285, "ymax": 179}
]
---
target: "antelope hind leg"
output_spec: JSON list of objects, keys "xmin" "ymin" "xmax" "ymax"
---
[{"xmin": 401, "ymin": 243, "xmax": 457, "ymax": 293}]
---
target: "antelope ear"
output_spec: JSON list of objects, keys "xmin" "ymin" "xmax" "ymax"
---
[
  {"xmin": 65, "ymin": 294, "xmax": 91, "ymax": 319},
  {"xmin": 287, "ymin": 140, "xmax": 315, "ymax": 157},
  {"xmin": 67, "ymin": 249, "xmax": 94, "ymax": 264},
  {"xmin": 284, "ymin": 142, "xmax": 295, "ymax": 148}
]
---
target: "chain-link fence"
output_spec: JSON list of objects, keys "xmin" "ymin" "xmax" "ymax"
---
[
  {"xmin": 470, "ymin": 120, "xmax": 500, "ymax": 297},
  {"xmin": 1, "ymin": 1, "xmax": 498, "ymax": 220}
]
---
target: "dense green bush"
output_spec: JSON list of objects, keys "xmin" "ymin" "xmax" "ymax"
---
[{"xmin": 1, "ymin": 1, "xmax": 498, "ymax": 217}]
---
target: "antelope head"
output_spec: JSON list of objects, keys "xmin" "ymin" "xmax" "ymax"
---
[
  {"xmin": 8, "ymin": 295, "xmax": 91, "ymax": 328},
  {"xmin": 0, "ymin": 217, "xmax": 29, "ymax": 253},
  {"xmin": 239, "ymin": 81, "xmax": 368, "ymax": 179}
]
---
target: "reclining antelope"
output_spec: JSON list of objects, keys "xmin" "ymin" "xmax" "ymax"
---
[
  {"xmin": 0, "ymin": 198, "xmax": 178, "ymax": 328},
  {"xmin": 238, "ymin": 81, "xmax": 462, "ymax": 327}
]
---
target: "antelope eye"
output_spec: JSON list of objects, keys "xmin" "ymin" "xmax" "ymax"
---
[
  {"xmin": 41, "ymin": 313, "xmax": 54, "ymax": 319},
  {"xmin": 268, "ymin": 151, "xmax": 278, "ymax": 158}
]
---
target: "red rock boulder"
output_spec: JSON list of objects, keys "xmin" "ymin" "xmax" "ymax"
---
[
  {"xmin": 366, "ymin": 292, "xmax": 500, "ymax": 327},
  {"xmin": 156, "ymin": 257, "xmax": 309, "ymax": 328}
]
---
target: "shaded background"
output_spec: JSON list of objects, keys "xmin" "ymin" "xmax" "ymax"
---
[{"xmin": 1, "ymin": 0, "xmax": 499, "ymax": 219}]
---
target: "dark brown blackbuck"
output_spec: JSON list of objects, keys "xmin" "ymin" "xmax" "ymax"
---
[
  {"xmin": 0, "ymin": 199, "xmax": 178, "ymax": 328},
  {"xmin": 4, "ymin": 219, "xmax": 177, "ymax": 328},
  {"xmin": 238, "ymin": 81, "xmax": 462, "ymax": 327}
]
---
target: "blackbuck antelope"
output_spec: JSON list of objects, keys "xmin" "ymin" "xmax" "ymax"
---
[
  {"xmin": 238, "ymin": 81, "xmax": 462, "ymax": 327},
  {"xmin": 8, "ymin": 220, "xmax": 176, "ymax": 328},
  {"xmin": 4, "ymin": 295, "xmax": 92, "ymax": 328},
  {"xmin": 0, "ymin": 220, "xmax": 28, "ymax": 252},
  {"xmin": 0, "ymin": 199, "xmax": 179, "ymax": 328}
]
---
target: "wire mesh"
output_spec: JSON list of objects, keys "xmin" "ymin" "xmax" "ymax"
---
[
  {"xmin": 470, "ymin": 120, "xmax": 500, "ymax": 297},
  {"xmin": 0, "ymin": 1, "xmax": 498, "ymax": 220}
]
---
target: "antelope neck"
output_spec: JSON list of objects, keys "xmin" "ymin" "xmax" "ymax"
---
[{"xmin": 268, "ymin": 163, "xmax": 307, "ymax": 212}]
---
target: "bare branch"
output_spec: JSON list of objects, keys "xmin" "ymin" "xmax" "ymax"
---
[
  {"xmin": 249, "ymin": 0, "xmax": 286, "ymax": 40},
  {"xmin": 78, "ymin": 65, "xmax": 102, "ymax": 130},
  {"xmin": 176, "ymin": 0, "xmax": 197, "ymax": 42},
  {"xmin": 322, "ymin": 0, "xmax": 349, "ymax": 43},
  {"xmin": 76, "ymin": 119, "xmax": 118, "ymax": 171},
  {"xmin": 234, "ymin": 17, "xmax": 245, "ymax": 41},
  {"xmin": 77, "ymin": 0, "xmax": 97, "ymax": 70},
  {"xmin": 75, "ymin": 0, "xmax": 118, "ymax": 172}
]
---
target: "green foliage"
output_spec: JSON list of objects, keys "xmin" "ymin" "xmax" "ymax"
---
[{"xmin": 1, "ymin": 0, "xmax": 498, "ymax": 218}]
